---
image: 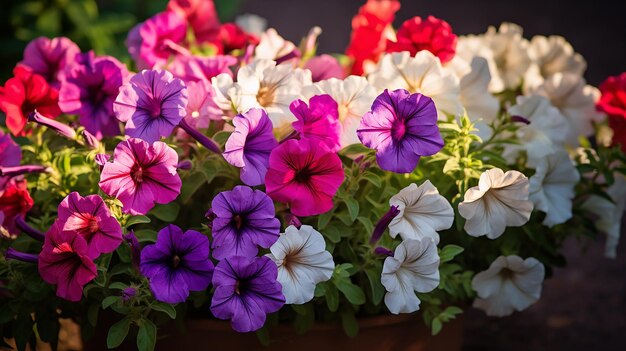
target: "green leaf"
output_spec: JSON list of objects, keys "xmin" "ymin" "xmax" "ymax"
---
[
  {"xmin": 356, "ymin": 216, "xmax": 374, "ymax": 234},
  {"xmin": 439, "ymin": 245, "xmax": 464, "ymax": 263},
  {"xmin": 325, "ymin": 283, "xmax": 339, "ymax": 312},
  {"xmin": 361, "ymin": 172, "xmax": 382, "ymax": 187},
  {"xmin": 108, "ymin": 282, "xmax": 128, "ymax": 290},
  {"xmin": 134, "ymin": 229, "xmax": 158, "ymax": 243},
  {"xmin": 179, "ymin": 172, "xmax": 207, "ymax": 203},
  {"xmin": 317, "ymin": 210, "xmax": 334, "ymax": 230},
  {"xmin": 151, "ymin": 302, "xmax": 177, "ymax": 319},
  {"xmin": 107, "ymin": 317, "xmax": 132, "ymax": 349},
  {"xmin": 344, "ymin": 197, "xmax": 360, "ymax": 222},
  {"xmin": 431, "ymin": 317, "xmax": 442, "ymax": 335},
  {"xmin": 87, "ymin": 303, "xmax": 100, "ymax": 326},
  {"xmin": 340, "ymin": 309, "xmax": 359, "ymax": 337},
  {"xmin": 256, "ymin": 326, "xmax": 270, "ymax": 347},
  {"xmin": 137, "ymin": 319, "xmax": 157, "ymax": 351},
  {"xmin": 335, "ymin": 280, "xmax": 366, "ymax": 305},
  {"xmin": 149, "ymin": 202, "xmax": 180, "ymax": 222},
  {"xmin": 340, "ymin": 143, "xmax": 371, "ymax": 155},
  {"xmin": 126, "ymin": 215, "xmax": 151, "ymax": 227},
  {"xmin": 364, "ymin": 266, "xmax": 385, "ymax": 305},
  {"xmin": 293, "ymin": 304, "xmax": 314, "ymax": 334},
  {"xmin": 12, "ymin": 314, "xmax": 34, "ymax": 351},
  {"xmin": 102, "ymin": 296, "xmax": 120, "ymax": 310},
  {"xmin": 322, "ymin": 225, "xmax": 341, "ymax": 243}
]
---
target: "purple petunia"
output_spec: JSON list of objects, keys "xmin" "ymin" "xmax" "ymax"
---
[
  {"xmin": 356, "ymin": 89, "xmax": 443, "ymax": 173},
  {"xmin": 58, "ymin": 51, "xmax": 129, "ymax": 139},
  {"xmin": 0, "ymin": 130, "xmax": 21, "ymax": 194},
  {"xmin": 223, "ymin": 108, "xmax": 278, "ymax": 186},
  {"xmin": 114, "ymin": 69, "xmax": 188, "ymax": 143},
  {"xmin": 291, "ymin": 94, "xmax": 341, "ymax": 152},
  {"xmin": 210, "ymin": 186, "xmax": 280, "ymax": 260},
  {"xmin": 140, "ymin": 224, "xmax": 214, "ymax": 304},
  {"xmin": 210, "ymin": 256, "xmax": 285, "ymax": 332},
  {"xmin": 17, "ymin": 36, "xmax": 80, "ymax": 87}
]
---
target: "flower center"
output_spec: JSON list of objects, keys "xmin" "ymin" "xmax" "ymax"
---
[
  {"xmin": 232, "ymin": 214, "xmax": 244, "ymax": 230},
  {"xmin": 235, "ymin": 280, "xmax": 242, "ymax": 295},
  {"xmin": 87, "ymin": 217, "xmax": 99, "ymax": 234},
  {"xmin": 131, "ymin": 165, "xmax": 144, "ymax": 183},
  {"xmin": 172, "ymin": 255, "xmax": 181, "ymax": 268},
  {"xmin": 500, "ymin": 267, "xmax": 515, "ymax": 280},
  {"xmin": 191, "ymin": 111, "xmax": 200, "ymax": 118},
  {"xmin": 391, "ymin": 118, "xmax": 407, "ymax": 141},
  {"xmin": 256, "ymin": 84, "xmax": 276, "ymax": 107},
  {"xmin": 293, "ymin": 166, "xmax": 313, "ymax": 183},
  {"xmin": 338, "ymin": 104, "xmax": 350, "ymax": 122},
  {"xmin": 87, "ymin": 80, "xmax": 107, "ymax": 107}
]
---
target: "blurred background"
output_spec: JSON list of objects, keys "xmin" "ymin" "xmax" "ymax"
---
[{"xmin": 1, "ymin": 0, "xmax": 625, "ymax": 350}]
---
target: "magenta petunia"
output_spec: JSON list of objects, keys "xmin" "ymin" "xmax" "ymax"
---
[
  {"xmin": 210, "ymin": 256, "xmax": 285, "ymax": 332},
  {"xmin": 291, "ymin": 94, "xmax": 341, "ymax": 152},
  {"xmin": 58, "ymin": 51, "xmax": 129, "ymax": 139},
  {"xmin": 0, "ymin": 130, "xmax": 21, "ymax": 194},
  {"xmin": 38, "ymin": 222, "xmax": 97, "ymax": 302},
  {"xmin": 18, "ymin": 36, "xmax": 80, "ymax": 87},
  {"xmin": 127, "ymin": 11, "xmax": 187, "ymax": 70},
  {"xmin": 265, "ymin": 138, "xmax": 344, "ymax": 217},
  {"xmin": 224, "ymin": 108, "xmax": 278, "ymax": 186},
  {"xmin": 356, "ymin": 89, "xmax": 443, "ymax": 173},
  {"xmin": 169, "ymin": 54, "xmax": 236, "ymax": 83},
  {"xmin": 57, "ymin": 192, "xmax": 123, "ymax": 259},
  {"xmin": 114, "ymin": 69, "xmax": 188, "ymax": 143},
  {"xmin": 99, "ymin": 138, "xmax": 182, "ymax": 215},
  {"xmin": 304, "ymin": 55, "xmax": 344, "ymax": 82}
]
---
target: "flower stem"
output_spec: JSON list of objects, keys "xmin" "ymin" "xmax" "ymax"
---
[{"xmin": 179, "ymin": 119, "xmax": 222, "ymax": 154}]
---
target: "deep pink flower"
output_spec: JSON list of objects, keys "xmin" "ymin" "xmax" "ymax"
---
[
  {"xmin": 386, "ymin": 16, "xmax": 457, "ymax": 64},
  {"xmin": 99, "ymin": 138, "xmax": 182, "ymax": 215},
  {"xmin": 57, "ymin": 192, "xmax": 123, "ymax": 259},
  {"xmin": 265, "ymin": 138, "xmax": 344, "ymax": 216},
  {"xmin": 167, "ymin": 0, "xmax": 221, "ymax": 43},
  {"xmin": 169, "ymin": 54, "xmax": 236, "ymax": 83},
  {"xmin": 304, "ymin": 55, "xmax": 345, "ymax": 82},
  {"xmin": 58, "ymin": 51, "xmax": 129, "ymax": 139},
  {"xmin": 0, "ymin": 178, "xmax": 34, "ymax": 236},
  {"xmin": 0, "ymin": 130, "xmax": 21, "ymax": 194},
  {"xmin": 17, "ymin": 37, "xmax": 80, "ymax": 87},
  {"xmin": 38, "ymin": 222, "xmax": 97, "ymax": 302},
  {"xmin": 224, "ymin": 108, "xmax": 278, "ymax": 186},
  {"xmin": 114, "ymin": 69, "xmax": 188, "ymax": 143},
  {"xmin": 127, "ymin": 11, "xmax": 187, "ymax": 70},
  {"xmin": 291, "ymin": 94, "xmax": 341, "ymax": 152}
]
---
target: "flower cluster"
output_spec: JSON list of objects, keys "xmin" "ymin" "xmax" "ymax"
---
[{"xmin": 1, "ymin": 0, "xmax": 625, "ymax": 348}]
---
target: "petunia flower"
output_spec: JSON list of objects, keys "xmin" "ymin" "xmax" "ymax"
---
[
  {"xmin": 0, "ymin": 179, "xmax": 34, "ymax": 236},
  {"xmin": 17, "ymin": 36, "xmax": 80, "ymax": 87},
  {"xmin": 0, "ymin": 130, "xmax": 21, "ymax": 193},
  {"xmin": 182, "ymin": 80, "xmax": 222, "ymax": 130},
  {"xmin": 357, "ymin": 89, "xmax": 444, "ymax": 174},
  {"xmin": 388, "ymin": 181, "xmax": 454, "ymax": 244},
  {"xmin": 58, "ymin": 51, "xmax": 129, "ymax": 139},
  {"xmin": 265, "ymin": 138, "xmax": 344, "ymax": 217},
  {"xmin": 127, "ymin": 11, "xmax": 187, "ymax": 70},
  {"xmin": 114, "ymin": 69, "xmax": 188, "ymax": 143},
  {"xmin": 255, "ymin": 28, "xmax": 298, "ymax": 62},
  {"xmin": 267, "ymin": 225, "xmax": 334, "ymax": 304},
  {"xmin": 290, "ymin": 94, "xmax": 341, "ymax": 152},
  {"xmin": 458, "ymin": 168, "xmax": 533, "ymax": 239},
  {"xmin": 472, "ymin": 255, "xmax": 545, "ymax": 317},
  {"xmin": 0, "ymin": 67, "xmax": 61, "ymax": 136},
  {"xmin": 302, "ymin": 76, "xmax": 376, "ymax": 147},
  {"xmin": 57, "ymin": 192, "xmax": 123, "ymax": 259},
  {"xmin": 210, "ymin": 255, "xmax": 285, "ymax": 332},
  {"xmin": 213, "ymin": 23, "xmax": 259, "ymax": 54},
  {"xmin": 99, "ymin": 138, "xmax": 182, "ymax": 215},
  {"xmin": 598, "ymin": 73, "xmax": 626, "ymax": 152},
  {"xmin": 368, "ymin": 51, "xmax": 463, "ymax": 118},
  {"xmin": 225, "ymin": 59, "xmax": 312, "ymax": 129},
  {"xmin": 210, "ymin": 186, "xmax": 280, "ymax": 259},
  {"xmin": 304, "ymin": 55, "xmax": 344, "ymax": 82},
  {"xmin": 528, "ymin": 35, "xmax": 586, "ymax": 81},
  {"xmin": 381, "ymin": 238, "xmax": 440, "ymax": 314},
  {"xmin": 223, "ymin": 109, "xmax": 278, "ymax": 186},
  {"xmin": 168, "ymin": 55, "xmax": 236, "ymax": 84},
  {"xmin": 386, "ymin": 16, "xmax": 457, "ymax": 64},
  {"xmin": 529, "ymin": 150, "xmax": 580, "ymax": 227},
  {"xmin": 140, "ymin": 224, "xmax": 214, "ymax": 303},
  {"xmin": 167, "ymin": 0, "xmax": 220, "ymax": 43},
  {"xmin": 38, "ymin": 222, "xmax": 97, "ymax": 302},
  {"xmin": 28, "ymin": 110, "xmax": 77, "ymax": 140}
]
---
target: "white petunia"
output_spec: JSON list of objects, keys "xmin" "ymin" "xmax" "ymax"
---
[
  {"xmin": 506, "ymin": 95, "xmax": 570, "ymax": 161},
  {"xmin": 529, "ymin": 150, "xmax": 580, "ymax": 227},
  {"xmin": 235, "ymin": 14, "xmax": 267, "ymax": 36},
  {"xmin": 528, "ymin": 35, "xmax": 586, "ymax": 80},
  {"xmin": 458, "ymin": 168, "xmax": 533, "ymax": 239},
  {"xmin": 228, "ymin": 59, "xmax": 311, "ymax": 129},
  {"xmin": 472, "ymin": 255, "xmax": 545, "ymax": 317},
  {"xmin": 367, "ymin": 51, "xmax": 463, "ymax": 118},
  {"xmin": 381, "ymin": 238, "xmax": 440, "ymax": 314},
  {"xmin": 581, "ymin": 175, "xmax": 626, "ymax": 258},
  {"xmin": 267, "ymin": 225, "xmax": 334, "ymax": 304},
  {"xmin": 525, "ymin": 73, "xmax": 604, "ymax": 146},
  {"xmin": 302, "ymin": 75, "xmax": 376, "ymax": 147},
  {"xmin": 388, "ymin": 181, "xmax": 454, "ymax": 244},
  {"xmin": 255, "ymin": 28, "xmax": 297, "ymax": 61}
]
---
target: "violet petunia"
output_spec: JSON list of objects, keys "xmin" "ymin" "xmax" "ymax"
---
[
  {"xmin": 210, "ymin": 256, "xmax": 285, "ymax": 332},
  {"xmin": 38, "ymin": 222, "xmax": 98, "ymax": 302},
  {"xmin": 0, "ymin": 130, "xmax": 21, "ymax": 194},
  {"xmin": 357, "ymin": 89, "xmax": 444, "ymax": 173},
  {"xmin": 140, "ymin": 224, "xmax": 214, "ymax": 303},
  {"xmin": 223, "ymin": 108, "xmax": 278, "ymax": 186},
  {"xmin": 99, "ymin": 138, "xmax": 182, "ymax": 215},
  {"xmin": 114, "ymin": 69, "xmax": 188, "ymax": 143},
  {"xmin": 57, "ymin": 192, "xmax": 123, "ymax": 259},
  {"xmin": 18, "ymin": 36, "xmax": 80, "ymax": 87},
  {"xmin": 127, "ymin": 11, "xmax": 187, "ymax": 70},
  {"xmin": 291, "ymin": 94, "xmax": 341, "ymax": 152},
  {"xmin": 210, "ymin": 186, "xmax": 280, "ymax": 259},
  {"xmin": 265, "ymin": 138, "xmax": 344, "ymax": 217},
  {"xmin": 58, "ymin": 51, "xmax": 129, "ymax": 139},
  {"xmin": 169, "ymin": 54, "xmax": 237, "ymax": 83}
]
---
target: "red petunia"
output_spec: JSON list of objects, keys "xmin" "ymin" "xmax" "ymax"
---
[
  {"xmin": 386, "ymin": 16, "xmax": 457, "ymax": 64},
  {"xmin": 0, "ymin": 178, "xmax": 34, "ymax": 236},
  {"xmin": 167, "ymin": 0, "xmax": 221, "ymax": 43},
  {"xmin": 213, "ymin": 23, "xmax": 259, "ymax": 54},
  {"xmin": 0, "ymin": 67, "xmax": 61, "ymax": 136},
  {"xmin": 345, "ymin": 0, "xmax": 400, "ymax": 76},
  {"xmin": 597, "ymin": 73, "xmax": 626, "ymax": 151}
]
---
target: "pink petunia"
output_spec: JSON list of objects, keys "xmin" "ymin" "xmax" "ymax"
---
[
  {"xmin": 38, "ymin": 222, "xmax": 97, "ymax": 302},
  {"xmin": 99, "ymin": 138, "xmax": 182, "ymax": 215},
  {"xmin": 167, "ymin": 0, "xmax": 221, "ymax": 43},
  {"xmin": 183, "ymin": 80, "xmax": 223, "ymax": 129},
  {"xmin": 18, "ymin": 36, "xmax": 80, "ymax": 87},
  {"xmin": 291, "ymin": 94, "xmax": 341, "ymax": 152},
  {"xmin": 168, "ymin": 54, "xmax": 236, "ymax": 83},
  {"xmin": 57, "ymin": 192, "xmax": 123, "ymax": 259},
  {"xmin": 265, "ymin": 138, "xmax": 344, "ymax": 216},
  {"xmin": 127, "ymin": 11, "xmax": 187, "ymax": 70}
]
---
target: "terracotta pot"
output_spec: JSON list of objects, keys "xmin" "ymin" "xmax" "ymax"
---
[{"xmin": 84, "ymin": 313, "xmax": 464, "ymax": 351}]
